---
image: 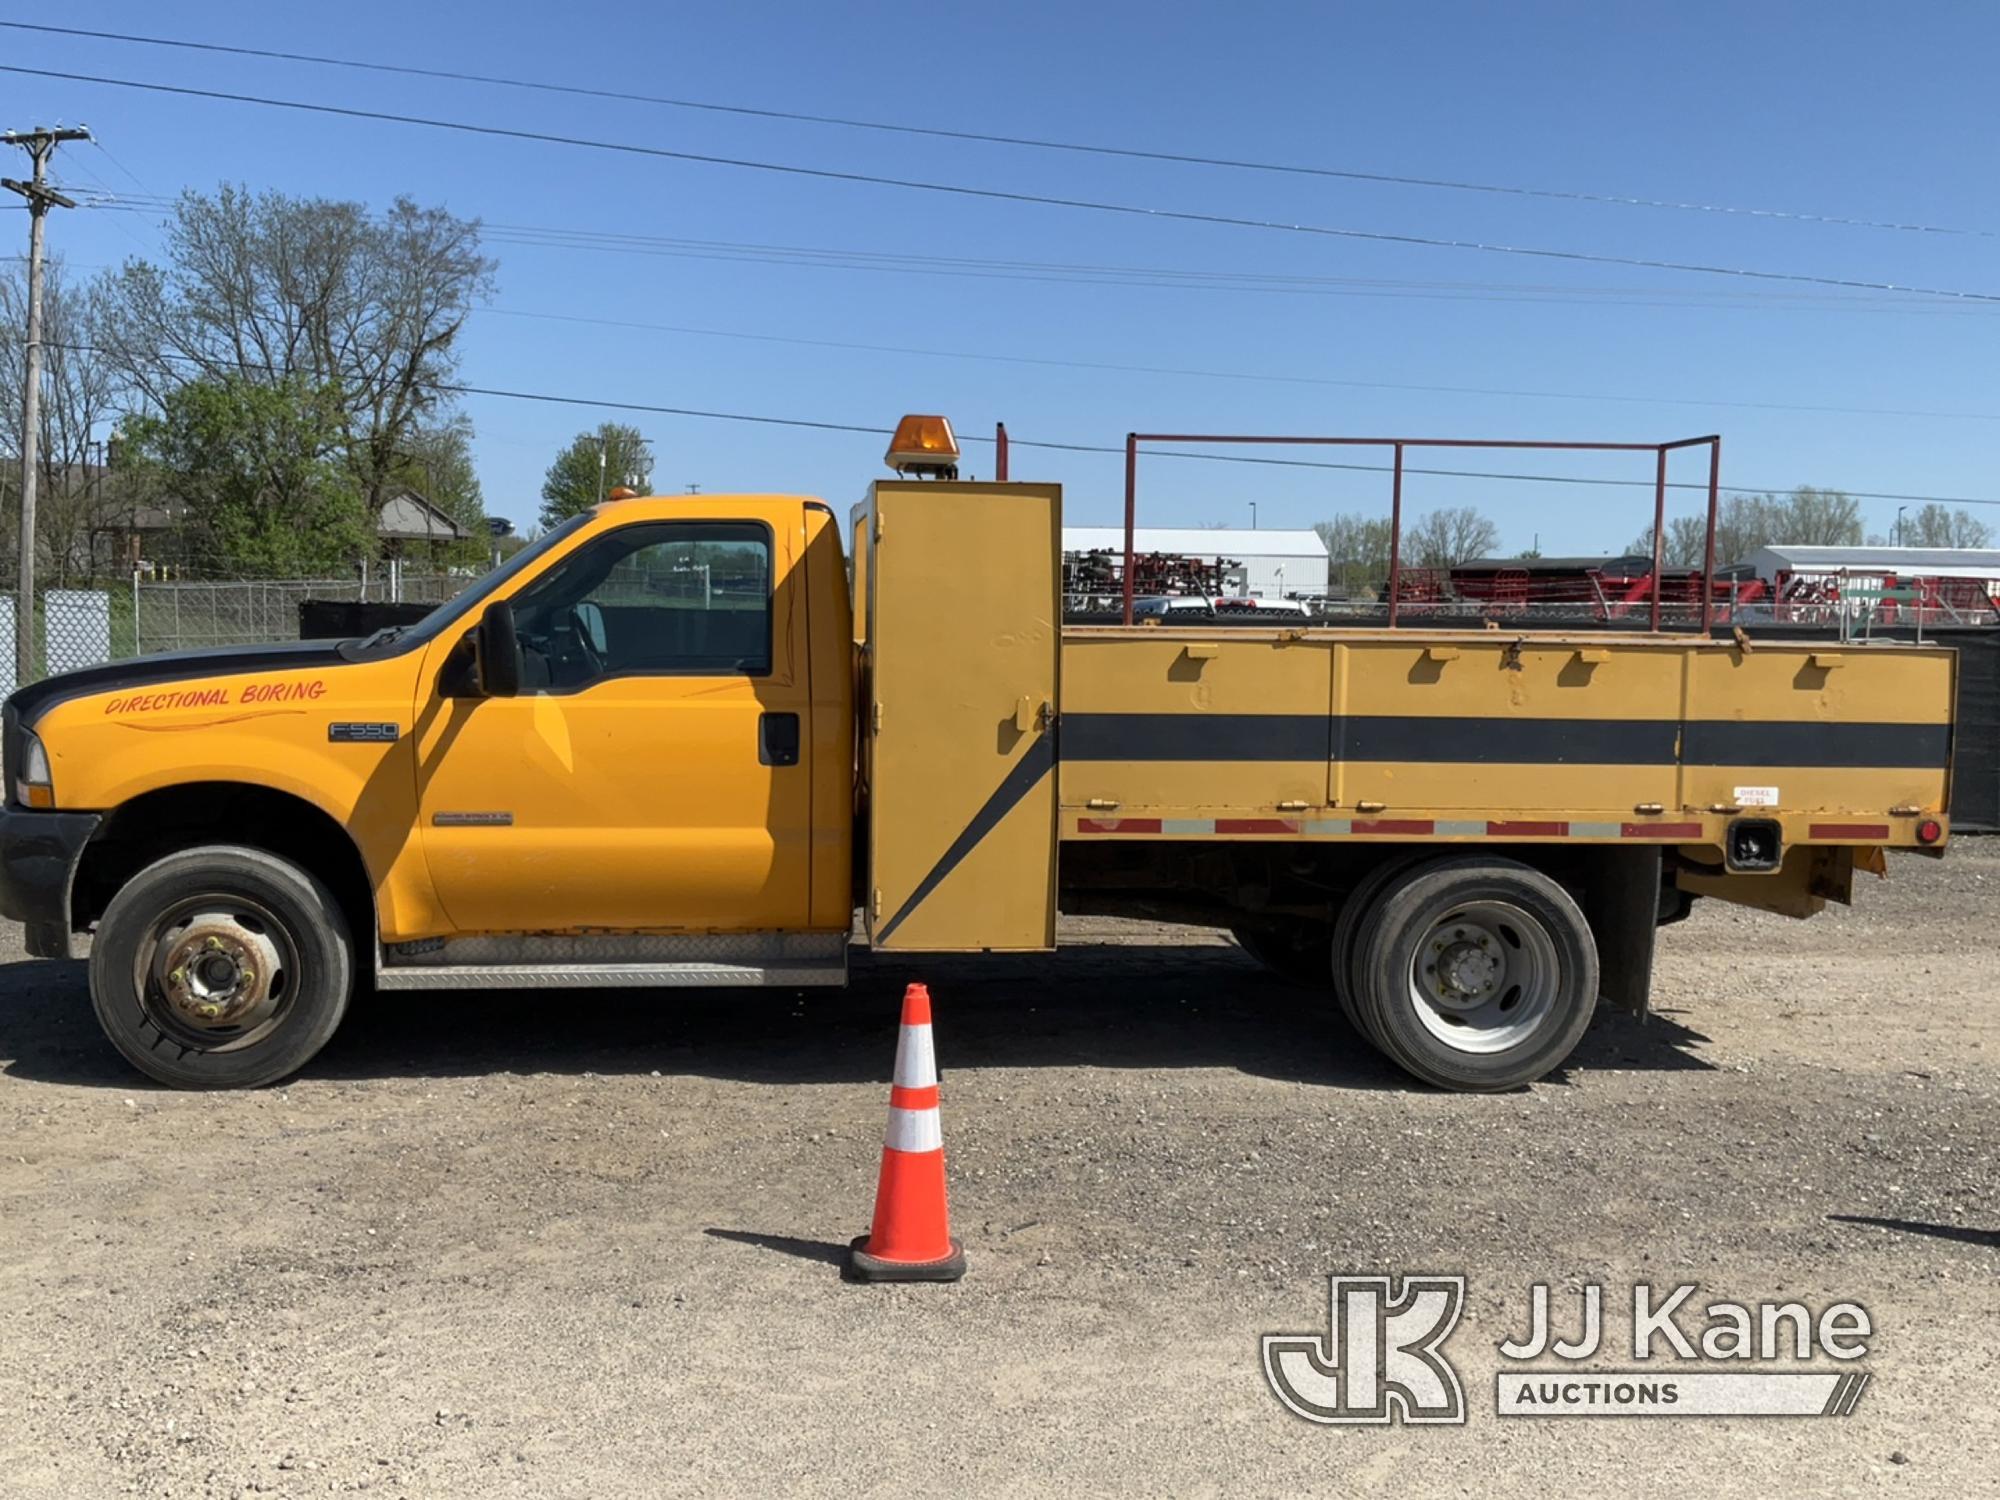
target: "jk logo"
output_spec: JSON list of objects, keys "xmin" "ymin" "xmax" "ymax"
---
[{"xmin": 1263, "ymin": 1275, "xmax": 1467, "ymax": 1425}]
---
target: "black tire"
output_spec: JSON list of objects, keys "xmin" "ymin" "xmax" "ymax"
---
[
  {"xmin": 88, "ymin": 846, "xmax": 354, "ymax": 1089},
  {"xmin": 1351, "ymin": 857, "xmax": 1598, "ymax": 1092},
  {"xmin": 1330, "ymin": 853, "xmax": 1427, "ymax": 1043},
  {"xmin": 1230, "ymin": 922, "xmax": 1334, "ymax": 987}
]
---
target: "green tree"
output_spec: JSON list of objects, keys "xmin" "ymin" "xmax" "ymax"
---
[
  {"xmin": 122, "ymin": 375, "xmax": 369, "ymax": 575},
  {"xmin": 392, "ymin": 415, "xmax": 490, "ymax": 567},
  {"xmin": 96, "ymin": 186, "xmax": 495, "ymax": 525},
  {"xmin": 540, "ymin": 423, "xmax": 654, "ymax": 527}
]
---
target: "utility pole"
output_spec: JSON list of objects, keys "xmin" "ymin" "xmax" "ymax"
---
[{"xmin": 4, "ymin": 125, "xmax": 89, "ymax": 686}]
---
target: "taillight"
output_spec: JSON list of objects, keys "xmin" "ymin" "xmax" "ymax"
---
[{"xmin": 1916, "ymin": 818, "xmax": 1943, "ymax": 845}]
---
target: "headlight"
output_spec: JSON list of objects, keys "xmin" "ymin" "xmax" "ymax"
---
[{"xmin": 15, "ymin": 730, "xmax": 53, "ymax": 808}]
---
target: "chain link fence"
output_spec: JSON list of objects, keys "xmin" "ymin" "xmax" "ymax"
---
[
  {"xmin": 132, "ymin": 572, "xmax": 472, "ymax": 655},
  {"xmin": 0, "ymin": 568, "xmax": 484, "ymax": 693},
  {"xmin": 0, "ymin": 587, "xmax": 123, "ymax": 696}
]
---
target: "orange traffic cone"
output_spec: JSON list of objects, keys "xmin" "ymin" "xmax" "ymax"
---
[{"xmin": 846, "ymin": 983, "xmax": 967, "ymax": 1283}]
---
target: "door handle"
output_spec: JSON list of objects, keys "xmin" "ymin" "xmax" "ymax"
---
[
  {"xmin": 759, "ymin": 711, "xmax": 800, "ymax": 767},
  {"xmin": 1014, "ymin": 696, "xmax": 1049, "ymax": 733}
]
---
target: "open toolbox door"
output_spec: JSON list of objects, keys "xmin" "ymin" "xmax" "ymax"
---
[{"xmin": 863, "ymin": 480, "xmax": 1060, "ymax": 951}]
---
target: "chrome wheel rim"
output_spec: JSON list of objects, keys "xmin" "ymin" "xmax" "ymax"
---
[
  {"xmin": 1407, "ymin": 900, "xmax": 1559, "ymax": 1054},
  {"xmin": 135, "ymin": 896, "xmax": 297, "ymax": 1052}
]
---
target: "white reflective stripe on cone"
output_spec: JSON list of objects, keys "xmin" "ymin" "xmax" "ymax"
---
[
  {"xmin": 883, "ymin": 1105, "xmax": 943, "ymax": 1153},
  {"xmin": 892, "ymin": 1023, "xmax": 937, "ymax": 1089}
]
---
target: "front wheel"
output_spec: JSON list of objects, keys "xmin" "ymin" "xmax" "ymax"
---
[
  {"xmin": 88, "ymin": 846, "xmax": 354, "ymax": 1089},
  {"xmin": 1351, "ymin": 857, "xmax": 1598, "ymax": 1092}
]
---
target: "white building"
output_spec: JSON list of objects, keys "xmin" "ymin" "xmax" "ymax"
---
[
  {"xmin": 1061, "ymin": 526, "xmax": 1330, "ymax": 599},
  {"xmin": 1744, "ymin": 544, "xmax": 2000, "ymax": 591}
]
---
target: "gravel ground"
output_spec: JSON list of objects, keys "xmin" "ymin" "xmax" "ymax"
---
[{"xmin": 1, "ymin": 844, "xmax": 1995, "ymax": 1498}]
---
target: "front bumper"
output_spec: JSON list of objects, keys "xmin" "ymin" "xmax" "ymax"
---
[{"xmin": 0, "ymin": 808, "xmax": 100, "ymax": 959}]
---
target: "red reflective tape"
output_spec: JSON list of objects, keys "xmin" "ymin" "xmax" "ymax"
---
[
  {"xmin": 1352, "ymin": 819, "xmax": 1434, "ymax": 835},
  {"xmin": 1077, "ymin": 817, "xmax": 1163, "ymax": 834},
  {"xmin": 889, "ymin": 1084, "xmax": 940, "ymax": 1110},
  {"xmin": 1622, "ymin": 821, "xmax": 1704, "ymax": 838},
  {"xmin": 1215, "ymin": 818, "xmax": 1301, "ymax": 834},
  {"xmin": 1486, "ymin": 821, "xmax": 1568, "ymax": 837},
  {"xmin": 1810, "ymin": 822, "xmax": 1891, "ymax": 839}
]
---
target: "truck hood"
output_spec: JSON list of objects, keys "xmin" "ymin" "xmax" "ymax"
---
[{"xmin": 5, "ymin": 640, "xmax": 355, "ymax": 728}]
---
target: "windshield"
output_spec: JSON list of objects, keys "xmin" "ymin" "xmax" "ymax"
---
[{"xmin": 342, "ymin": 513, "xmax": 592, "ymax": 658}]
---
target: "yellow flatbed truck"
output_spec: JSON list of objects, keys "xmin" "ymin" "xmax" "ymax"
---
[{"xmin": 0, "ymin": 417, "xmax": 1956, "ymax": 1091}]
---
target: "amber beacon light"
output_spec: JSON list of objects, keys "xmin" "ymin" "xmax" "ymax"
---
[{"xmin": 885, "ymin": 414, "xmax": 960, "ymax": 479}]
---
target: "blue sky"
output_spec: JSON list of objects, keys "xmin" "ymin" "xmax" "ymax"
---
[{"xmin": 5, "ymin": 1, "xmax": 1996, "ymax": 549}]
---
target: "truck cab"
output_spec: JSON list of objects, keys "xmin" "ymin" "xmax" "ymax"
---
[{"xmin": 0, "ymin": 490, "xmax": 867, "ymax": 1087}]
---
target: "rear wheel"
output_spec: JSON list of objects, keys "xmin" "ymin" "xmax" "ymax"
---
[
  {"xmin": 1330, "ymin": 853, "xmax": 1426, "ymax": 1042},
  {"xmin": 88, "ymin": 846, "xmax": 354, "ymax": 1089},
  {"xmin": 1230, "ymin": 921, "xmax": 1334, "ymax": 986},
  {"xmin": 1351, "ymin": 857, "xmax": 1598, "ymax": 1091}
]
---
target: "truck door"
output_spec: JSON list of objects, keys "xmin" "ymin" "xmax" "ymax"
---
[
  {"xmin": 414, "ymin": 506, "xmax": 814, "ymax": 934},
  {"xmin": 864, "ymin": 480, "xmax": 1060, "ymax": 951}
]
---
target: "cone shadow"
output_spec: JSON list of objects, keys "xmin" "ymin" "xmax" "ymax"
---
[{"xmin": 703, "ymin": 1227, "xmax": 850, "ymax": 1265}]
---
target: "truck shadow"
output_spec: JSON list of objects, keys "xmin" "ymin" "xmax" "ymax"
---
[{"xmin": 0, "ymin": 944, "xmax": 1714, "ymax": 1093}]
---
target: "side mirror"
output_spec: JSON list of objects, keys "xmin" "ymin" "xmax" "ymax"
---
[{"xmin": 473, "ymin": 599, "xmax": 522, "ymax": 698}]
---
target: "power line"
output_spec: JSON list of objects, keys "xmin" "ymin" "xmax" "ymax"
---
[
  {"xmin": 67, "ymin": 190, "xmax": 2000, "ymax": 321},
  {"xmin": 422, "ymin": 382, "xmax": 2000, "ymax": 507},
  {"xmin": 8, "ymin": 64, "xmax": 2000, "ymax": 305},
  {"xmin": 49, "ymin": 191, "xmax": 2000, "ymax": 421},
  {"xmin": 46, "ymin": 339, "xmax": 2000, "ymax": 505},
  {"xmin": 3, "ymin": 19, "xmax": 1988, "ymax": 241},
  {"xmin": 486, "ymin": 307, "xmax": 2000, "ymax": 423}
]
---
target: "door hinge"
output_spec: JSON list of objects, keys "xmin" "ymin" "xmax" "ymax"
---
[
  {"xmin": 871, "ymin": 702, "xmax": 884, "ymax": 734},
  {"xmin": 871, "ymin": 887, "xmax": 883, "ymax": 919}
]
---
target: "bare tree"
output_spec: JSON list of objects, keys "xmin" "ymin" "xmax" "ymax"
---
[
  {"xmin": 1669, "ymin": 488, "xmax": 1864, "ymax": 564},
  {"xmin": 1404, "ymin": 506, "xmax": 1499, "ymax": 570},
  {"xmin": 96, "ymin": 187, "xmax": 495, "ymax": 526},
  {"xmin": 0, "ymin": 258, "xmax": 125, "ymax": 582},
  {"xmin": 1626, "ymin": 515, "xmax": 1709, "ymax": 568},
  {"xmin": 1779, "ymin": 486, "xmax": 1864, "ymax": 546},
  {"xmin": 1899, "ymin": 502, "xmax": 1992, "ymax": 549},
  {"xmin": 1314, "ymin": 512, "xmax": 1392, "ymax": 596}
]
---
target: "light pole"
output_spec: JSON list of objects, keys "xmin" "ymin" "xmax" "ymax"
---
[
  {"xmin": 1249, "ymin": 500, "xmax": 1258, "ymax": 530},
  {"xmin": 1895, "ymin": 505, "xmax": 1907, "ymax": 547}
]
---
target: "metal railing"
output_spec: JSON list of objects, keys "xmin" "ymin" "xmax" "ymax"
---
[{"xmin": 1115, "ymin": 431, "xmax": 1723, "ymax": 629}]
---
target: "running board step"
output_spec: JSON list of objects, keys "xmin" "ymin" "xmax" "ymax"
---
[
  {"xmin": 375, "ymin": 931, "xmax": 848, "ymax": 990},
  {"xmin": 376, "ymin": 960, "xmax": 847, "ymax": 991}
]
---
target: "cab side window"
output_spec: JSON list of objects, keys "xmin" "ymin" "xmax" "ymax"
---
[{"xmin": 510, "ymin": 522, "xmax": 772, "ymax": 691}]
